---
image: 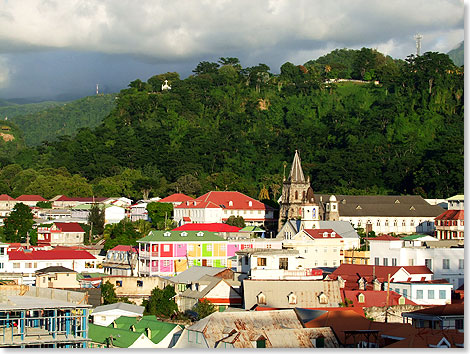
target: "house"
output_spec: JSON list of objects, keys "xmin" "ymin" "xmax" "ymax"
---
[
  {"xmin": 136, "ymin": 230, "xmax": 283, "ymax": 277},
  {"xmin": 0, "ymin": 194, "xmax": 15, "ymax": 222},
  {"xmin": 172, "ymin": 222, "xmax": 245, "ymax": 239},
  {"xmin": 35, "ymin": 266, "xmax": 79, "ymax": 288},
  {"xmin": 70, "ymin": 204, "xmax": 126, "ymax": 225},
  {"xmin": 3, "ymin": 248, "xmax": 99, "ymax": 285},
  {"xmin": 343, "ymin": 249, "xmax": 370, "ymax": 265},
  {"xmin": 385, "ymin": 279, "xmax": 453, "ymax": 305},
  {"xmin": 174, "ymin": 309, "xmax": 339, "ymax": 348},
  {"xmin": 0, "ymin": 284, "xmax": 91, "ymax": 348},
  {"xmin": 90, "ymin": 303, "xmax": 144, "ymax": 326},
  {"xmin": 175, "ymin": 275, "xmax": 242, "ymax": 312},
  {"xmin": 36, "ymin": 222, "xmax": 85, "ymax": 246},
  {"xmin": 283, "ymin": 229, "xmax": 345, "ymax": 268},
  {"xmin": 14, "ymin": 194, "xmax": 47, "ymax": 207},
  {"xmin": 102, "ymin": 245, "xmax": 138, "ymax": 276},
  {"xmin": 169, "ymin": 266, "xmax": 239, "ymax": 293},
  {"xmin": 50, "ymin": 195, "xmax": 108, "ymax": 209},
  {"xmin": 243, "ymin": 279, "xmax": 342, "ymax": 309},
  {"xmin": 129, "ymin": 202, "xmax": 149, "ymax": 222},
  {"xmin": 235, "ymin": 248, "xmax": 323, "ymax": 280},
  {"xmin": 174, "ymin": 191, "xmax": 276, "ymax": 230},
  {"xmin": 434, "ymin": 194, "xmax": 464, "ymax": 240},
  {"xmin": 158, "ymin": 193, "xmax": 194, "ymax": 207},
  {"xmin": 367, "ymin": 235, "xmax": 464, "ymax": 288},
  {"xmin": 327, "ymin": 264, "xmax": 433, "ymax": 290},
  {"xmin": 341, "ymin": 290, "xmax": 416, "ymax": 308},
  {"xmin": 101, "ymin": 275, "xmax": 170, "ymax": 305},
  {"xmin": 88, "ymin": 316, "xmax": 182, "ymax": 348},
  {"xmin": 402, "ymin": 304, "xmax": 464, "ymax": 331}
]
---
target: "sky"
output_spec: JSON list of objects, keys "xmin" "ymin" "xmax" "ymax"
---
[{"xmin": 0, "ymin": 0, "xmax": 464, "ymax": 100}]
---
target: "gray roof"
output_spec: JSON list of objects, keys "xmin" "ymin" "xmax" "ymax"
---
[
  {"xmin": 318, "ymin": 221, "xmax": 359, "ymax": 239},
  {"xmin": 0, "ymin": 295, "xmax": 91, "ymax": 310},
  {"xmin": 92, "ymin": 302, "xmax": 144, "ymax": 315},
  {"xmin": 178, "ymin": 275, "xmax": 223, "ymax": 300},
  {"xmin": 315, "ymin": 194, "xmax": 444, "ymax": 217},
  {"xmin": 35, "ymin": 266, "xmax": 76, "ymax": 274},
  {"xmin": 235, "ymin": 248, "xmax": 299, "ymax": 256},
  {"xmin": 288, "ymin": 150, "xmax": 306, "ymax": 183},
  {"xmin": 170, "ymin": 266, "xmax": 227, "ymax": 284}
]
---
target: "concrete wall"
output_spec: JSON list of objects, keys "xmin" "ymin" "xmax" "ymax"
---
[{"xmin": 364, "ymin": 304, "xmax": 427, "ymax": 323}]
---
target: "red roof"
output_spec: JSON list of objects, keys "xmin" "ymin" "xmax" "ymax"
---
[
  {"xmin": 365, "ymin": 234, "xmax": 402, "ymax": 241},
  {"xmin": 183, "ymin": 216, "xmax": 191, "ymax": 222},
  {"xmin": 342, "ymin": 290, "xmax": 416, "ymax": 307},
  {"xmin": 194, "ymin": 191, "xmax": 270, "ymax": 210},
  {"xmin": 173, "ymin": 223, "xmax": 242, "ymax": 232},
  {"xmin": 8, "ymin": 249, "xmax": 96, "ymax": 260},
  {"xmin": 176, "ymin": 200, "xmax": 221, "ymax": 209},
  {"xmin": 15, "ymin": 195, "xmax": 46, "ymax": 202},
  {"xmin": 435, "ymin": 209, "xmax": 464, "ymax": 221},
  {"xmin": 54, "ymin": 222, "xmax": 84, "ymax": 233},
  {"xmin": 55, "ymin": 196, "xmax": 107, "ymax": 203},
  {"xmin": 109, "ymin": 245, "xmax": 138, "ymax": 252},
  {"xmin": 0, "ymin": 194, "xmax": 14, "ymax": 201},
  {"xmin": 303, "ymin": 229, "xmax": 342, "ymax": 239},
  {"xmin": 158, "ymin": 193, "xmax": 194, "ymax": 203}
]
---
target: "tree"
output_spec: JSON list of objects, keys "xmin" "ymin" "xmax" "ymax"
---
[
  {"xmin": 193, "ymin": 299, "xmax": 216, "ymax": 319},
  {"xmin": 3, "ymin": 203, "xmax": 34, "ymax": 243},
  {"xmin": 147, "ymin": 202, "xmax": 175, "ymax": 230},
  {"xmin": 225, "ymin": 215, "xmax": 245, "ymax": 228},
  {"xmin": 88, "ymin": 203, "xmax": 105, "ymax": 237},
  {"xmin": 101, "ymin": 281, "xmax": 118, "ymax": 305},
  {"xmin": 36, "ymin": 201, "xmax": 52, "ymax": 208},
  {"xmin": 143, "ymin": 285, "xmax": 178, "ymax": 317}
]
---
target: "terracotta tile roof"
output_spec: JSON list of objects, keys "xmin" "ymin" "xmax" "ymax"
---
[
  {"xmin": 435, "ymin": 209, "xmax": 464, "ymax": 220},
  {"xmin": 15, "ymin": 194, "xmax": 46, "ymax": 202},
  {"xmin": 176, "ymin": 200, "xmax": 221, "ymax": 209},
  {"xmin": 54, "ymin": 222, "xmax": 84, "ymax": 233},
  {"xmin": 8, "ymin": 249, "xmax": 96, "ymax": 260},
  {"xmin": 158, "ymin": 193, "xmax": 194, "ymax": 203},
  {"xmin": 109, "ymin": 245, "xmax": 138, "ymax": 252},
  {"xmin": 303, "ymin": 229, "xmax": 343, "ymax": 239},
  {"xmin": 195, "ymin": 191, "xmax": 272, "ymax": 210},
  {"xmin": 173, "ymin": 223, "xmax": 241, "ymax": 232},
  {"xmin": 0, "ymin": 194, "xmax": 14, "ymax": 201}
]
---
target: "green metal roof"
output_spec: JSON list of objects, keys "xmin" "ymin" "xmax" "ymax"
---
[
  {"xmin": 88, "ymin": 323, "xmax": 142, "ymax": 348},
  {"xmin": 109, "ymin": 316, "xmax": 181, "ymax": 344},
  {"xmin": 401, "ymin": 234, "xmax": 429, "ymax": 240},
  {"xmin": 239, "ymin": 226, "xmax": 265, "ymax": 232},
  {"xmin": 138, "ymin": 230, "xmax": 225, "ymax": 243}
]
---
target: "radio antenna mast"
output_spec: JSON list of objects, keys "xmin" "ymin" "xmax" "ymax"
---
[{"xmin": 96, "ymin": 84, "xmax": 99, "ymax": 95}]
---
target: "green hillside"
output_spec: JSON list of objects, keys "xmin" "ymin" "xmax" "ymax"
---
[
  {"xmin": 447, "ymin": 41, "xmax": 464, "ymax": 67},
  {"xmin": 0, "ymin": 49, "xmax": 463, "ymax": 201},
  {"xmin": 7, "ymin": 94, "xmax": 116, "ymax": 146},
  {"xmin": 0, "ymin": 100, "xmax": 63, "ymax": 117}
]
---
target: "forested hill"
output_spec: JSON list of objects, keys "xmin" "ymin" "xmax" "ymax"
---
[
  {"xmin": 5, "ymin": 94, "xmax": 116, "ymax": 146},
  {"xmin": 447, "ymin": 41, "xmax": 464, "ymax": 67},
  {"xmin": 0, "ymin": 49, "xmax": 464, "ymax": 201}
]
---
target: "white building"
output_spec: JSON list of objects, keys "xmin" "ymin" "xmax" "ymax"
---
[
  {"xmin": 91, "ymin": 303, "xmax": 144, "ymax": 326},
  {"xmin": 386, "ymin": 280, "xmax": 453, "ymax": 306},
  {"xmin": 368, "ymin": 235, "xmax": 464, "ymax": 288},
  {"xmin": 434, "ymin": 194, "xmax": 464, "ymax": 240}
]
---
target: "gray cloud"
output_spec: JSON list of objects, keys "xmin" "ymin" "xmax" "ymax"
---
[{"xmin": 0, "ymin": 0, "xmax": 464, "ymax": 99}]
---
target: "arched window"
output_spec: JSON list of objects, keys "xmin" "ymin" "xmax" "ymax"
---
[
  {"xmin": 295, "ymin": 191, "xmax": 298, "ymax": 200},
  {"xmin": 257, "ymin": 292, "xmax": 266, "ymax": 305},
  {"xmin": 318, "ymin": 293, "xmax": 328, "ymax": 304},
  {"xmin": 358, "ymin": 293, "xmax": 365, "ymax": 303},
  {"xmin": 288, "ymin": 292, "xmax": 297, "ymax": 305},
  {"xmin": 399, "ymin": 296, "xmax": 405, "ymax": 305}
]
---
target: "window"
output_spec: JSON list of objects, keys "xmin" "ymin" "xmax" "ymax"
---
[
  {"xmin": 221, "ymin": 244, "xmax": 226, "ymax": 251},
  {"xmin": 402, "ymin": 220, "xmax": 406, "ymax": 226},
  {"xmin": 385, "ymin": 220, "xmax": 389, "ymax": 227},
  {"xmin": 163, "ymin": 231, "xmax": 171, "ymax": 237},
  {"xmin": 443, "ymin": 259, "xmax": 450, "ymax": 270},
  {"xmin": 181, "ymin": 232, "xmax": 188, "ymax": 237},
  {"xmin": 164, "ymin": 260, "xmax": 170, "ymax": 267},
  {"xmin": 455, "ymin": 319, "xmax": 464, "ymax": 330},
  {"xmin": 383, "ymin": 258, "xmax": 388, "ymax": 266},
  {"xmin": 402, "ymin": 289, "xmax": 408, "ymax": 298},
  {"xmin": 207, "ymin": 245, "xmax": 212, "ymax": 251},
  {"xmin": 377, "ymin": 219, "xmax": 380, "ymax": 226},
  {"xmin": 257, "ymin": 258, "xmax": 267, "ymax": 267},
  {"xmin": 439, "ymin": 290, "xmax": 446, "ymax": 299},
  {"xmin": 375, "ymin": 257, "xmax": 379, "ymax": 266},
  {"xmin": 410, "ymin": 219, "xmax": 415, "ymax": 226},
  {"xmin": 392, "ymin": 258, "xmax": 397, "ymax": 266},
  {"xmin": 137, "ymin": 280, "xmax": 143, "ymax": 287},
  {"xmin": 425, "ymin": 259, "xmax": 432, "ymax": 271},
  {"xmin": 279, "ymin": 258, "xmax": 288, "ymax": 270},
  {"xmin": 256, "ymin": 339, "xmax": 266, "ymax": 348},
  {"xmin": 288, "ymin": 292, "xmax": 297, "ymax": 304},
  {"xmin": 196, "ymin": 232, "xmax": 204, "ymax": 237},
  {"xmin": 459, "ymin": 259, "xmax": 464, "ymax": 269},
  {"xmin": 319, "ymin": 293, "xmax": 328, "ymax": 304},
  {"xmin": 394, "ymin": 220, "xmax": 397, "ymax": 227},
  {"xmin": 314, "ymin": 337, "xmax": 325, "ymax": 348},
  {"xmin": 164, "ymin": 245, "xmax": 170, "ymax": 252},
  {"xmin": 428, "ymin": 290, "xmax": 435, "ymax": 299},
  {"xmin": 408, "ymin": 259, "xmax": 414, "ymax": 266},
  {"xmin": 196, "ymin": 332, "xmax": 201, "ymax": 344},
  {"xmin": 13, "ymin": 263, "xmax": 20, "ymax": 269},
  {"xmin": 358, "ymin": 293, "xmax": 365, "ymax": 303},
  {"xmin": 398, "ymin": 296, "xmax": 405, "ymax": 305},
  {"xmin": 395, "ymin": 288, "xmax": 400, "ymax": 294},
  {"xmin": 416, "ymin": 290, "xmax": 423, "ymax": 299},
  {"xmin": 116, "ymin": 281, "xmax": 122, "ymax": 287},
  {"xmin": 188, "ymin": 244, "xmax": 194, "ymax": 251},
  {"xmin": 257, "ymin": 292, "xmax": 266, "ymax": 305}
]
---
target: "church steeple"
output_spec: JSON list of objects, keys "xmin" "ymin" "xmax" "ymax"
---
[{"xmin": 288, "ymin": 150, "xmax": 305, "ymax": 183}]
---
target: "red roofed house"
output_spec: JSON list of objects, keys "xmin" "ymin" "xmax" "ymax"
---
[
  {"xmin": 0, "ymin": 194, "xmax": 16, "ymax": 223},
  {"xmin": 158, "ymin": 193, "xmax": 194, "ymax": 208},
  {"xmin": 341, "ymin": 289, "xmax": 416, "ymax": 308},
  {"xmin": 14, "ymin": 194, "xmax": 47, "ymax": 207},
  {"xmin": 283, "ymin": 228, "xmax": 344, "ymax": 268},
  {"xmin": 36, "ymin": 222, "xmax": 86, "ymax": 246},
  {"xmin": 434, "ymin": 195, "xmax": 464, "ymax": 240},
  {"xmin": 103, "ymin": 245, "xmax": 139, "ymax": 276},
  {"xmin": 174, "ymin": 191, "xmax": 275, "ymax": 230},
  {"xmin": 173, "ymin": 223, "xmax": 242, "ymax": 233},
  {"xmin": 4, "ymin": 248, "xmax": 99, "ymax": 285}
]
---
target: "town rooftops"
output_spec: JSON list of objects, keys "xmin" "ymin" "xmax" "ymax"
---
[
  {"xmin": 402, "ymin": 304, "xmax": 464, "ymax": 317},
  {"xmin": 170, "ymin": 266, "xmax": 230, "ymax": 284},
  {"xmin": 35, "ymin": 266, "xmax": 76, "ymax": 274},
  {"xmin": 93, "ymin": 302, "xmax": 144, "ymax": 316},
  {"xmin": 158, "ymin": 193, "xmax": 194, "ymax": 203},
  {"xmin": 303, "ymin": 229, "xmax": 342, "ymax": 239},
  {"xmin": 88, "ymin": 323, "xmax": 143, "ymax": 348},
  {"xmin": 53, "ymin": 222, "xmax": 84, "ymax": 233},
  {"xmin": 342, "ymin": 290, "xmax": 416, "ymax": 307},
  {"xmin": 0, "ymin": 294, "xmax": 91, "ymax": 310},
  {"xmin": 172, "ymin": 223, "xmax": 242, "ymax": 232},
  {"xmin": 0, "ymin": 194, "xmax": 14, "ymax": 201},
  {"xmin": 138, "ymin": 230, "xmax": 225, "ymax": 243},
  {"xmin": 8, "ymin": 249, "xmax": 96, "ymax": 261},
  {"xmin": 194, "ymin": 191, "xmax": 272, "ymax": 210},
  {"xmin": 435, "ymin": 209, "xmax": 464, "ymax": 220},
  {"xmin": 384, "ymin": 328, "xmax": 464, "ymax": 348},
  {"xmin": 15, "ymin": 195, "xmax": 46, "ymax": 202},
  {"xmin": 109, "ymin": 245, "xmax": 138, "ymax": 252}
]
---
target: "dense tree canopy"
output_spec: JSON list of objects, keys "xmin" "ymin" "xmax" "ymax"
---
[{"xmin": 0, "ymin": 49, "xmax": 463, "ymax": 200}]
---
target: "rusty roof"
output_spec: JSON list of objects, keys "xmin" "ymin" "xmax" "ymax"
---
[{"xmin": 188, "ymin": 310, "xmax": 338, "ymax": 348}]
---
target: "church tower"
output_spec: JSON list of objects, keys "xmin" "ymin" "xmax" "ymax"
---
[
  {"xmin": 300, "ymin": 186, "xmax": 320, "ymax": 230},
  {"xmin": 278, "ymin": 150, "xmax": 311, "ymax": 231}
]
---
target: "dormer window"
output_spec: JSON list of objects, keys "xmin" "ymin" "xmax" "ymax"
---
[
  {"xmin": 248, "ymin": 201, "xmax": 252, "ymax": 207},
  {"xmin": 395, "ymin": 199, "xmax": 400, "ymax": 204},
  {"xmin": 331, "ymin": 232, "xmax": 336, "ymax": 238},
  {"xmin": 358, "ymin": 293, "xmax": 365, "ymax": 303},
  {"xmin": 318, "ymin": 293, "xmax": 328, "ymax": 304},
  {"xmin": 398, "ymin": 296, "xmax": 405, "ymax": 305},
  {"xmin": 288, "ymin": 292, "xmax": 297, "ymax": 305},
  {"xmin": 229, "ymin": 201, "xmax": 233, "ymax": 206},
  {"xmin": 193, "ymin": 201, "xmax": 197, "ymax": 206},
  {"xmin": 410, "ymin": 206, "xmax": 415, "ymax": 210},
  {"xmin": 163, "ymin": 231, "xmax": 171, "ymax": 237},
  {"xmin": 356, "ymin": 205, "xmax": 362, "ymax": 210},
  {"xmin": 196, "ymin": 231, "xmax": 204, "ymax": 237},
  {"xmin": 181, "ymin": 232, "xmax": 188, "ymax": 237},
  {"xmin": 323, "ymin": 232, "xmax": 328, "ymax": 238},
  {"xmin": 257, "ymin": 292, "xmax": 266, "ymax": 305}
]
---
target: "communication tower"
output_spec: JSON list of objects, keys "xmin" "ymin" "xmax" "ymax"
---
[{"xmin": 414, "ymin": 33, "xmax": 423, "ymax": 56}]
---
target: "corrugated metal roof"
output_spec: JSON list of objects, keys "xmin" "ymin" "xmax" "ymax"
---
[{"xmin": 170, "ymin": 266, "xmax": 228, "ymax": 284}]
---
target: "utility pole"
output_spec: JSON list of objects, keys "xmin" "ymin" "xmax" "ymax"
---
[{"xmin": 385, "ymin": 273, "xmax": 391, "ymax": 323}]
